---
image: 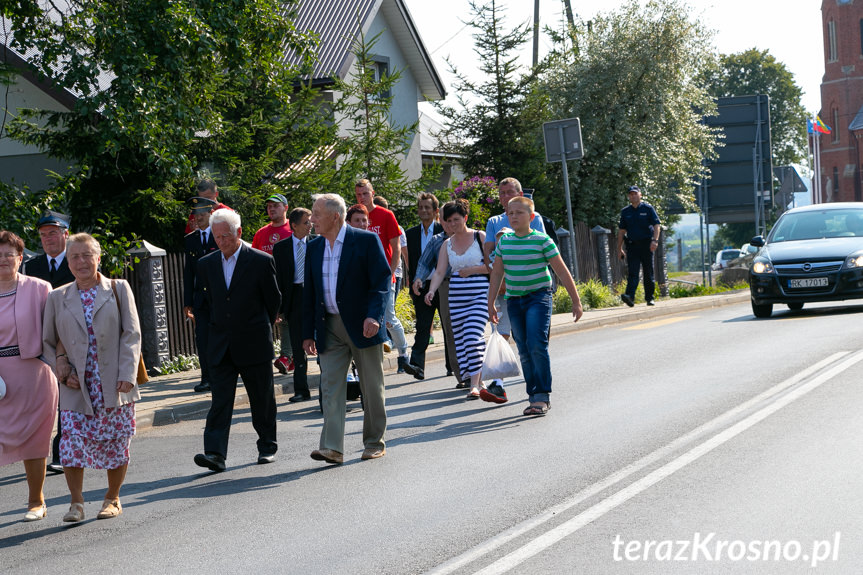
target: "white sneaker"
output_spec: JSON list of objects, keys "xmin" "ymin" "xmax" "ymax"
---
[{"xmin": 383, "ymin": 341, "xmax": 392, "ymax": 353}]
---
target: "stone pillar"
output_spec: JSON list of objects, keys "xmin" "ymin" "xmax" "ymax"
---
[
  {"xmin": 555, "ymin": 227, "xmax": 574, "ymax": 276},
  {"xmin": 591, "ymin": 225, "xmax": 613, "ymax": 286},
  {"xmin": 127, "ymin": 241, "xmax": 169, "ymax": 371}
]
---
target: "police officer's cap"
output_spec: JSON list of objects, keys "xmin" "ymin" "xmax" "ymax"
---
[
  {"xmin": 36, "ymin": 211, "xmax": 70, "ymax": 229},
  {"xmin": 187, "ymin": 196, "xmax": 217, "ymax": 213},
  {"xmin": 627, "ymin": 185, "xmax": 641, "ymax": 194}
]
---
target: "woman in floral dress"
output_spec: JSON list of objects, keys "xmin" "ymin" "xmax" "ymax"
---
[{"xmin": 43, "ymin": 233, "xmax": 142, "ymax": 522}]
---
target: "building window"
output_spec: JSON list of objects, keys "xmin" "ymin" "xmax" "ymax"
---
[
  {"xmin": 834, "ymin": 167, "xmax": 840, "ymax": 198},
  {"xmin": 860, "ymin": 19, "xmax": 863, "ymax": 56},
  {"xmin": 369, "ymin": 58, "xmax": 391, "ymax": 101},
  {"xmin": 828, "ymin": 20, "xmax": 838, "ymax": 62},
  {"xmin": 833, "ymin": 108, "xmax": 841, "ymax": 142}
]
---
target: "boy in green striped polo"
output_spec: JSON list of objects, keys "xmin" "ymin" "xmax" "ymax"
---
[{"xmin": 488, "ymin": 197, "xmax": 583, "ymax": 416}]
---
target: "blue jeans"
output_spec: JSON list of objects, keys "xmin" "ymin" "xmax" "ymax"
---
[
  {"xmin": 385, "ymin": 279, "xmax": 408, "ymax": 356},
  {"xmin": 506, "ymin": 288, "xmax": 553, "ymax": 403}
]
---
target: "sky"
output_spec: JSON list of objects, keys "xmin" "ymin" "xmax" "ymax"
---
[{"xmin": 403, "ymin": 0, "xmax": 825, "ymax": 119}]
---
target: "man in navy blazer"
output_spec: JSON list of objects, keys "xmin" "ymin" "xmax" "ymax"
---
[
  {"xmin": 404, "ymin": 193, "xmax": 445, "ymax": 380},
  {"xmin": 193, "ymin": 210, "xmax": 281, "ymax": 472},
  {"xmin": 303, "ymin": 193, "xmax": 390, "ymax": 464},
  {"xmin": 272, "ymin": 207, "xmax": 312, "ymax": 402}
]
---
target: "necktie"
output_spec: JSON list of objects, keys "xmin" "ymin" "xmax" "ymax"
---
[
  {"xmin": 296, "ymin": 240, "xmax": 305, "ymax": 284},
  {"xmin": 50, "ymin": 258, "xmax": 57, "ymax": 274},
  {"xmin": 201, "ymin": 231, "xmax": 207, "ymax": 248}
]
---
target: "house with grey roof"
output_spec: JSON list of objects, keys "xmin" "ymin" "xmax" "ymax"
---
[
  {"xmin": 1, "ymin": 0, "xmax": 446, "ymax": 190},
  {"xmin": 286, "ymin": 0, "xmax": 446, "ymax": 181}
]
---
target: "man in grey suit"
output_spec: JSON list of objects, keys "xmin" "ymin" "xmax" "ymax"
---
[{"xmin": 303, "ymin": 194, "xmax": 391, "ymax": 465}]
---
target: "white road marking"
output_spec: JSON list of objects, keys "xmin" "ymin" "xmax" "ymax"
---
[
  {"xmin": 472, "ymin": 350, "xmax": 863, "ymax": 575},
  {"xmin": 425, "ymin": 351, "xmax": 852, "ymax": 575}
]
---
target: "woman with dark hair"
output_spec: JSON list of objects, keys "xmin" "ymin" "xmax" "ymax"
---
[
  {"xmin": 0, "ymin": 230, "xmax": 59, "ymax": 521},
  {"xmin": 346, "ymin": 204, "xmax": 370, "ymax": 230},
  {"xmin": 43, "ymin": 233, "xmax": 142, "ymax": 522},
  {"xmin": 425, "ymin": 199, "xmax": 490, "ymax": 398}
]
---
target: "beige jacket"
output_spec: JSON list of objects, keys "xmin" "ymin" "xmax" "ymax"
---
[{"xmin": 43, "ymin": 275, "xmax": 142, "ymax": 415}]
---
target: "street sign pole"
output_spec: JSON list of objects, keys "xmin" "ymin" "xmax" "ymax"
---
[
  {"xmin": 557, "ymin": 126, "xmax": 579, "ymax": 280},
  {"xmin": 543, "ymin": 117, "xmax": 584, "ymax": 281}
]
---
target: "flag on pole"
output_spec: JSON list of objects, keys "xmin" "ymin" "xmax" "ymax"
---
[{"xmin": 808, "ymin": 115, "xmax": 832, "ymax": 134}]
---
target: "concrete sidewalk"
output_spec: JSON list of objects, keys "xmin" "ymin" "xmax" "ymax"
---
[{"xmin": 135, "ymin": 290, "xmax": 752, "ymax": 430}]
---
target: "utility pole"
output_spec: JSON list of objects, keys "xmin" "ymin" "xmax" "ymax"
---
[{"xmin": 533, "ymin": 0, "xmax": 540, "ymax": 67}]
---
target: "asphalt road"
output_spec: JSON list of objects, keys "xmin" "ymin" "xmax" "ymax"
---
[{"xmin": 2, "ymin": 299, "xmax": 863, "ymax": 574}]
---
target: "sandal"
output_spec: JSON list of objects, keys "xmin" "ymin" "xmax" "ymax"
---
[
  {"xmin": 523, "ymin": 402, "xmax": 549, "ymax": 416},
  {"xmin": 455, "ymin": 381, "xmax": 470, "ymax": 389},
  {"xmin": 23, "ymin": 504, "xmax": 47, "ymax": 522},
  {"xmin": 63, "ymin": 502, "xmax": 85, "ymax": 523},
  {"xmin": 96, "ymin": 498, "xmax": 122, "ymax": 520},
  {"xmin": 466, "ymin": 388, "xmax": 481, "ymax": 400}
]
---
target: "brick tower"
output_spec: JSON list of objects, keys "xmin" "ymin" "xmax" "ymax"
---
[{"xmin": 819, "ymin": 0, "xmax": 863, "ymax": 202}]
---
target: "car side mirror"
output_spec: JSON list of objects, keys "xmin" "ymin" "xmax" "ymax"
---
[{"xmin": 750, "ymin": 236, "xmax": 765, "ymax": 248}]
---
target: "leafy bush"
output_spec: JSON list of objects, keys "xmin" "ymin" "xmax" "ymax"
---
[
  {"xmin": 668, "ymin": 281, "xmax": 747, "ymax": 298},
  {"xmin": 579, "ymin": 278, "xmax": 618, "ymax": 309},
  {"xmin": 447, "ymin": 176, "xmax": 498, "ymax": 230},
  {"xmin": 152, "ymin": 354, "xmax": 200, "ymax": 376}
]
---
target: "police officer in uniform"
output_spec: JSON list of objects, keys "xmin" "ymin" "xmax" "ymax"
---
[
  {"xmin": 183, "ymin": 197, "xmax": 219, "ymax": 392},
  {"xmin": 23, "ymin": 211, "xmax": 75, "ymax": 474},
  {"xmin": 23, "ymin": 211, "xmax": 75, "ymax": 289},
  {"xmin": 617, "ymin": 185, "xmax": 661, "ymax": 307}
]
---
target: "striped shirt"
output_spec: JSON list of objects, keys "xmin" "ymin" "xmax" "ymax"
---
[{"xmin": 493, "ymin": 230, "xmax": 559, "ymax": 298}]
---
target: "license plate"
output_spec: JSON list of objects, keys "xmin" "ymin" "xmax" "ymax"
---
[{"xmin": 789, "ymin": 277, "xmax": 828, "ymax": 288}]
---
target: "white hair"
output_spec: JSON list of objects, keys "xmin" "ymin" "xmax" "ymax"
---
[
  {"xmin": 312, "ymin": 193, "xmax": 347, "ymax": 221},
  {"xmin": 211, "ymin": 209, "xmax": 242, "ymax": 234}
]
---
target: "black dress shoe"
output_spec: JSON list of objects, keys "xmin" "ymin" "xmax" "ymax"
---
[
  {"xmin": 257, "ymin": 453, "xmax": 275, "ymax": 464},
  {"xmin": 446, "ymin": 369, "xmax": 453, "ymax": 377},
  {"xmin": 194, "ymin": 453, "xmax": 226, "ymax": 472},
  {"xmin": 401, "ymin": 361, "xmax": 424, "ymax": 380},
  {"xmin": 46, "ymin": 462, "xmax": 64, "ymax": 474},
  {"xmin": 194, "ymin": 381, "xmax": 211, "ymax": 392},
  {"xmin": 288, "ymin": 394, "xmax": 311, "ymax": 403}
]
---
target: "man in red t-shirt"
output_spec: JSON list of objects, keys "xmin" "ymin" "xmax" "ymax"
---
[
  {"xmin": 251, "ymin": 193, "xmax": 294, "ymax": 373},
  {"xmin": 185, "ymin": 178, "xmax": 231, "ymax": 234},
  {"xmin": 251, "ymin": 193, "xmax": 293, "ymax": 254},
  {"xmin": 354, "ymin": 179, "xmax": 409, "ymax": 371}
]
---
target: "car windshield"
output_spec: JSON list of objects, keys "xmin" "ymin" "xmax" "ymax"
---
[
  {"xmin": 768, "ymin": 209, "xmax": 863, "ymax": 243},
  {"xmin": 720, "ymin": 251, "xmax": 740, "ymax": 260}
]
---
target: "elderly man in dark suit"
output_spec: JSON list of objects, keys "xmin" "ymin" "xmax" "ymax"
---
[
  {"xmin": 182, "ymin": 197, "xmax": 220, "ymax": 393},
  {"xmin": 23, "ymin": 210, "xmax": 75, "ymax": 475},
  {"xmin": 272, "ymin": 206, "xmax": 312, "ymax": 402},
  {"xmin": 193, "ymin": 209, "xmax": 281, "ymax": 472},
  {"xmin": 303, "ymin": 193, "xmax": 390, "ymax": 465},
  {"xmin": 404, "ymin": 193, "xmax": 445, "ymax": 380}
]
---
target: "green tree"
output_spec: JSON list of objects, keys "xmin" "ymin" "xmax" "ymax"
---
[
  {"xmin": 541, "ymin": 0, "xmax": 720, "ymax": 229},
  {"xmin": 331, "ymin": 25, "xmax": 425, "ymax": 218},
  {"xmin": 700, "ymin": 48, "xmax": 808, "ymax": 168},
  {"xmin": 2, "ymin": 0, "xmax": 328, "ymax": 250},
  {"xmin": 435, "ymin": 0, "xmax": 550, "ymax": 203}
]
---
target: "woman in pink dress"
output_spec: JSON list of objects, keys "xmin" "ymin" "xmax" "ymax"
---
[
  {"xmin": 0, "ymin": 230, "xmax": 59, "ymax": 522},
  {"xmin": 43, "ymin": 233, "xmax": 142, "ymax": 523}
]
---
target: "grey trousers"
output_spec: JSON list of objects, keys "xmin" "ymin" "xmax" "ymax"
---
[{"xmin": 318, "ymin": 314, "xmax": 387, "ymax": 454}]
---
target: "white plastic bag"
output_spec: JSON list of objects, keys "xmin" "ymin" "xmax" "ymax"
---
[
  {"xmin": 0, "ymin": 374, "xmax": 6, "ymax": 401},
  {"xmin": 482, "ymin": 326, "xmax": 521, "ymax": 380}
]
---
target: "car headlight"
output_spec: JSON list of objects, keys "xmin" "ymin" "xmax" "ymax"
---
[
  {"xmin": 845, "ymin": 253, "xmax": 863, "ymax": 268},
  {"xmin": 752, "ymin": 260, "xmax": 773, "ymax": 274}
]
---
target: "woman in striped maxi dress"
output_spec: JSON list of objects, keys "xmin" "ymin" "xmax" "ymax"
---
[{"xmin": 425, "ymin": 199, "xmax": 490, "ymax": 399}]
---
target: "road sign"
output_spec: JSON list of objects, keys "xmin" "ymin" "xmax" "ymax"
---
[{"xmin": 543, "ymin": 118, "xmax": 584, "ymax": 162}]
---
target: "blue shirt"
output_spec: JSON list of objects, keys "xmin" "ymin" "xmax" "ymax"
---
[
  {"xmin": 485, "ymin": 211, "xmax": 545, "ymax": 262},
  {"xmin": 415, "ymin": 231, "xmax": 451, "ymax": 281},
  {"xmin": 618, "ymin": 202, "xmax": 660, "ymax": 241}
]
